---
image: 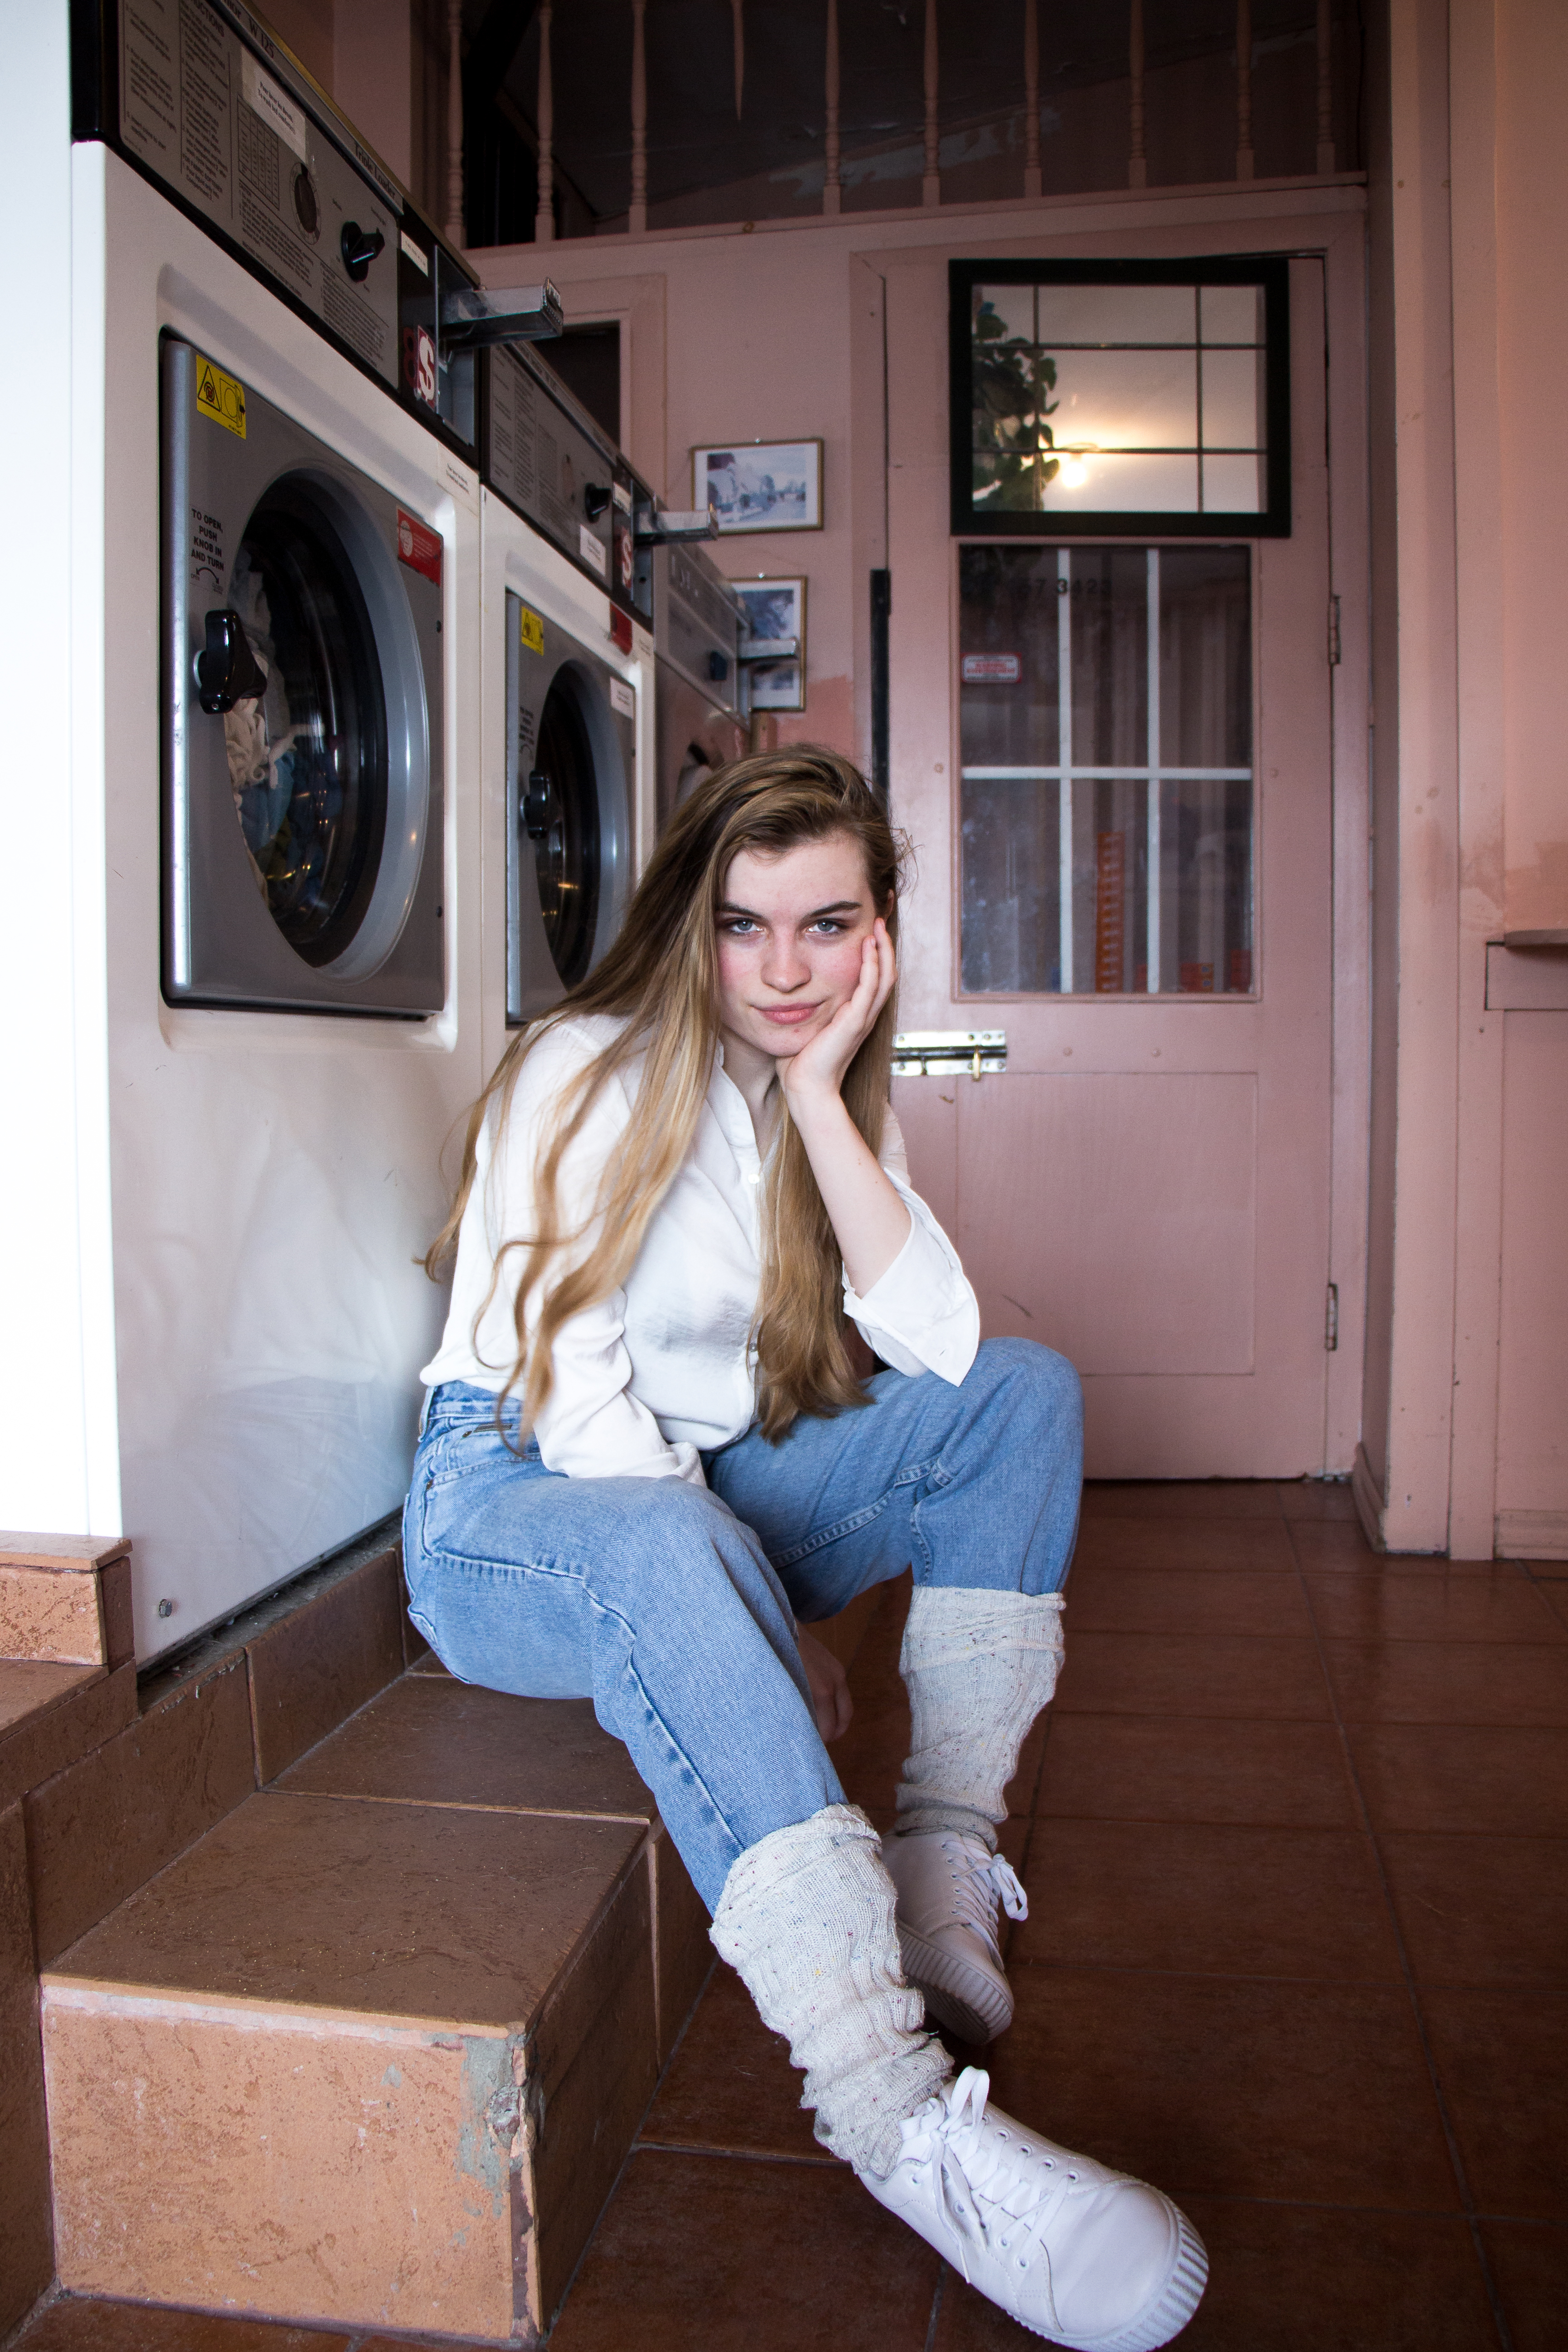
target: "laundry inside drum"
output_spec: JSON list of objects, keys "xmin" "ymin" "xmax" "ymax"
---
[{"xmin": 224, "ymin": 481, "xmax": 389, "ymax": 968}]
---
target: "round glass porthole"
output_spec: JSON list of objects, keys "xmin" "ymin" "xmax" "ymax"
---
[
  {"xmin": 223, "ymin": 483, "xmax": 389, "ymax": 969},
  {"xmin": 524, "ymin": 677, "xmax": 603, "ymax": 989}
]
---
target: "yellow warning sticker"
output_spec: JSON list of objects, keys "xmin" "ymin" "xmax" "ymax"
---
[
  {"xmin": 196, "ymin": 357, "xmax": 247, "ymax": 438},
  {"xmin": 518, "ymin": 603, "xmax": 545, "ymax": 655}
]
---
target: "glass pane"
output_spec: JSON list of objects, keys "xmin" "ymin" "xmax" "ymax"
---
[
  {"xmin": 1068, "ymin": 549, "xmax": 1148, "ymax": 766},
  {"xmin": 959, "ymin": 544, "xmax": 1254, "ymax": 995},
  {"xmin": 974, "ymin": 284, "xmax": 1037, "ymax": 344},
  {"xmin": 1200, "ymin": 349, "xmax": 1264, "ymax": 449},
  {"xmin": 1200, "ymin": 454, "xmax": 1265, "ymax": 513},
  {"xmin": 1199, "ymin": 285, "xmax": 1263, "ymax": 345},
  {"xmin": 958, "ymin": 544, "xmax": 1060, "ymax": 769},
  {"xmin": 961, "ymin": 779, "xmax": 1061, "ymax": 993},
  {"xmin": 1051, "ymin": 349, "xmax": 1198, "ymax": 451},
  {"xmin": 1160, "ymin": 548, "xmax": 1252, "ymax": 768},
  {"xmin": 1036, "ymin": 453, "xmax": 1200, "ymax": 513},
  {"xmin": 1035, "ymin": 285, "xmax": 1196, "ymax": 345},
  {"xmin": 225, "ymin": 488, "xmax": 387, "ymax": 968}
]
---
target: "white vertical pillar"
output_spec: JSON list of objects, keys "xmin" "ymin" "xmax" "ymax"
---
[
  {"xmin": 1315, "ymin": 0, "xmax": 1335, "ymax": 172},
  {"xmin": 922, "ymin": 0, "xmax": 941, "ymax": 206},
  {"xmin": 535, "ymin": 0, "xmax": 555, "ymax": 245},
  {"xmin": 444, "ymin": 0, "xmax": 464, "ymax": 245},
  {"xmin": 1023, "ymin": 0, "xmax": 1041, "ymax": 197},
  {"xmin": 1146, "ymin": 549, "xmax": 1162, "ymax": 992},
  {"xmin": 630, "ymin": 0, "xmax": 647, "ymax": 233},
  {"xmin": 1128, "ymin": 0, "xmax": 1147, "ymax": 189},
  {"xmin": 1235, "ymin": 0, "xmax": 1255, "ymax": 181},
  {"xmin": 823, "ymin": 0, "xmax": 842, "ymax": 215},
  {"xmin": 1058, "ymin": 550, "xmax": 1074, "ymax": 991}
]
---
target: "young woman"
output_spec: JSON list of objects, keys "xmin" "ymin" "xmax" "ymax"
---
[{"xmin": 405, "ymin": 749, "xmax": 1206, "ymax": 2350}]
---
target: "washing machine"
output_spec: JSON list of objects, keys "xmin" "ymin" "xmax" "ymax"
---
[
  {"xmin": 5, "ymin": 0, "xmax": 554, "ymax": 1660},
  {"xmin": 652, "ymin": 540, "xmax": 750, "ymax": 832},
  {"xmin": 477, "ymin": 334, "xmax": 657, "ymax": 1037}
]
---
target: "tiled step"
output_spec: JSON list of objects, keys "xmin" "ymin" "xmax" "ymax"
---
[
  {"xmin": 0, "ymin": 1535, "xmax": 135, "ymax": 1672},
  {"xmin": 39, "ymin": 1668, "xmax": 711, "ymax": 2346}
]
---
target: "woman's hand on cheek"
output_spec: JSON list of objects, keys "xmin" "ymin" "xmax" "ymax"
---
[
  {"xmin": 796, "ymin": 1627, "xmax": 854, "ymax": 1742},
  {"xmin": 777, "ymin": 919, "xmax": 896, "ymax": 1109}
]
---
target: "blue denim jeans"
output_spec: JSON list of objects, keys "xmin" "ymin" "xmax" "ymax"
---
[{"xmin": 402, "ymin": 1336, "xmax": 1082, "ymax": 1910}]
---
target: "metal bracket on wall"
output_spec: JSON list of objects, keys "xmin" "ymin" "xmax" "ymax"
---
[{"xmin": 892, "ymin": 1029, "xmax": 1006, "ymax": 1080}]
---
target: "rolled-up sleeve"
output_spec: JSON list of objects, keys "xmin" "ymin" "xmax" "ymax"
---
[{"xmin": 840, "ymin": 1108, "xmax": 980, "ymax": 1385}]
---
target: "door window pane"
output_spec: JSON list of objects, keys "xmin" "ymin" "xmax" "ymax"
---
[
  {"xmin": 959, "ymin": 544, "xmax": 1254, "ymax": 996},
  {"xmin": 954, "ymin": 260, "xmax": 1288, "ymax": 535}
]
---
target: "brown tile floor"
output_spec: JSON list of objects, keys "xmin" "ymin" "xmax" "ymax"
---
[{"xmin": 15, "ymin": 1482, "xmax": 1568, "ymax": 2351}]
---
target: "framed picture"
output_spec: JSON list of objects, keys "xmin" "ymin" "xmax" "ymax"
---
[
  {"xmin": 735, "ymin": 576, "xmax": 806, "ymax": 712},
  {"xmin": 694, "ymin": 439, "xmax": 823, "ymax": 534}
]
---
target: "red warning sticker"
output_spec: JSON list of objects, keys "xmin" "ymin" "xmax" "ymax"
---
[
  {"xmin": 397, "ymin": 510, "xmax": 442, "ymax": 585},
  {"xmin": 960, "ymin": 653, "xmax": 1021, "ymax": 683}
]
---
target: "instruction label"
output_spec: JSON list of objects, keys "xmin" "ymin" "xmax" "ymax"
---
[
  {"xmin": 518, "ymin": 603, "xmax": 545, "ymax": 655},
  {"xmin": 397, "ymin": 510, "xmax": 442, "ymax": 585},
  {"xmin": 610, "ymin": 677, "xmax": 635, "ymax": 719},
  {"xmin": 196, "ymin": 356, "xmax": 247, "ymax": 436}
]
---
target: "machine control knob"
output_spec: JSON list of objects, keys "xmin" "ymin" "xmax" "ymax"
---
[
  {"xmin": 708, "ymin": 651, "xmax": 730, "ymax": 683},
  {"xmin": 583, "ymin": 483, "xmax": 612, "ymax": 521},
  {"xmin": 523, "ymin": 769, "xmax": 554, "ymax": 840},
  {"xmin": 194, "ymin": 610, "xmax": 268, "ymax": 715},
  {"xmin": 340, "ymin": 222, "xmax": 386, "ymax": 282}
]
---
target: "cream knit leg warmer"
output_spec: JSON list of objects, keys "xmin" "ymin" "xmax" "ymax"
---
[
  {"xmin": 710, "ymin": 1803, "xmax": 952, "ymax": 2178},
  {"xmin": 894, "ymin": 1585, "xmax": 1066, "ymax": 1850}
]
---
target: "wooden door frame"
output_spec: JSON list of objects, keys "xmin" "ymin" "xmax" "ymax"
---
[{"xmin": 869, "ymin": 195, "xmax": 1371, "ymax": 1473}]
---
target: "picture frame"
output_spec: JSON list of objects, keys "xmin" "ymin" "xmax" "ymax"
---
[
  {"xmin": 693, "ymin": 439, "xmax": 823, "ymax": 534},
  {"xmin": 735, "ymin": 575, "xmax": 806, "ymax": 712}
]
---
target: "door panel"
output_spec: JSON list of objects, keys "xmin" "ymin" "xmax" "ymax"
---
[{"xmin": 890, "ymin": 258, "xmax": 1333, "ymax": 1477}]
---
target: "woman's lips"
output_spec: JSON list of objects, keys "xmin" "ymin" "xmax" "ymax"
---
[{"xmin": 758, "ymin": 1002, "xmax": 822, "ymax": 1026}]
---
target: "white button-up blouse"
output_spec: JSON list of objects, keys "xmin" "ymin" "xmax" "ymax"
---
[{"xmin": 421, "ymin": 1014, "xmax": 981, "ymax": 1485}]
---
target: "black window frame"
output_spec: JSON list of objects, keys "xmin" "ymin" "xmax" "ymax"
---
[{"xmin": 949, "ymin": 255, "xmax": 1292, "ymax": 541}]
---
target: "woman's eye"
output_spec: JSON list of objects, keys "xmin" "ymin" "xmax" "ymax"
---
[
  {"xmin": 723, "ymin": 919, "xmax": 760, "ymax": 936},
  {"xmin": 808, "ymin": 919, "xmax": 847, "ymax": 936}
]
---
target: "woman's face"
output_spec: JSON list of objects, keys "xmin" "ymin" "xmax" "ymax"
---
[{"xmin": 715, "ymin": 830, "xmax": 882, "ymax": 1064}]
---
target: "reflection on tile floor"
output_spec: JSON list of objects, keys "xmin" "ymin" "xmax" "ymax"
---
[{"xmin": 18, "ymin": 1483, "xmax": 1567, "ymax": 2351}]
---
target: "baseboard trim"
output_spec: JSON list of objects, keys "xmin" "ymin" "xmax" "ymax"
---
[
  {"xmin": 1351, "ymin": 1443, "xmax": 1387, "ymax": 1553},
  {"xmin": 1496, "ymin": 1509, "xmax": 1568, "ymax": 1562}
]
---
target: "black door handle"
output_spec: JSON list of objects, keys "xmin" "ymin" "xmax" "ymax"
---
[
  {"xmin": 194, "ymin": 610, "xmax": 268, "ymax": 715},
  {"xmin": 583, "ymin": 483, "xmax": 612, "ymax": 521},
  {"xmin": 341, "ymin": 222, "xmax": 386, "ymax": 282},
  {"xmin": 523, "ymin": 769, "xmax": 554, "ymax": 839}
]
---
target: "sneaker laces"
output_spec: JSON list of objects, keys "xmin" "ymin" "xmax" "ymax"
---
[
  {"xmin": 902, "ymin": 2067, "xmax": 1073, "ymax": 2292},
  {"xmin": 941, "ymin": 1840, "xmax": 1029, "ymax": 1954}
]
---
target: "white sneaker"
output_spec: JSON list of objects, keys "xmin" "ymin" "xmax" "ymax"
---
[
  {"xmin": 858, "ymin": 2069, "xmax": 1207, "ymax": 2351},
  {"xmin": 884, "ymin": 1828, "xmax": 1028, "ymax": 2044}
]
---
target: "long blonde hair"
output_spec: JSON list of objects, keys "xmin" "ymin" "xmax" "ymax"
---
[{"xmin": 426, "ymin": 746, "xmax": 905, "ymax": 1441}]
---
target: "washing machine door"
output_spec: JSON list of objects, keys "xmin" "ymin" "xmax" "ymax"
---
[
  {"xmin": 506, "ymin": 593, "xmax": 635, "ymax": 1024},
  {"xmin": 162, "ymin": 337, "xmax": 445, "ymax": 1012},
  {"xmin": 655, "ymin": 661, "xmax": 750, "ymax": 836}
]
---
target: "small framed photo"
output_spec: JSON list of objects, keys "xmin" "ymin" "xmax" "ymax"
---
[
  {"xmin": 736, "ymin": 576, "xmax": 806, "ymax": 712},
  {"xmin": 694, "ymin": 439, "xmax": 823, "ymax": 534}
]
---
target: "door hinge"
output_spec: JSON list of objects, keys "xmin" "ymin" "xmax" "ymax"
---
[
  {"xmin": 1325, "ymin": 1282, "xmax": 1339, "ymax": 1352},
  {"xmin": 1327, "ymin": 594, "xmax": 1342, "ymax": 666}
]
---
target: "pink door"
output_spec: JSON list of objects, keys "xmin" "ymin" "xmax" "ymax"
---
[{"xmin": 891, "ymin": 260, "xmax": 1334, "ymax": 1477}]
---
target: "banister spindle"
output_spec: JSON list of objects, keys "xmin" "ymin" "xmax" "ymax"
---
[
  {"xmin": 823, "ymin": 0, "xmax": 842, "ymax": 215},
  {"xmin": 535, "ymin": 0, "xmax": 555, "ymax": 243},
  {"xmin": 630, "ymin": 0, "xmax": 647, "ymax": 232},
  {"xmin": 1024, "ymin": 0, "xmax": 1041, "ymax": 196},
  {"xmin": 1316, "ymin": 0, "xmax": 1335, "ymax": 172},
  {"xmin": 923, "ymin": 0, "xmax": 940, "ymax": 206},
  {"xmin": 445, "ymin": 0, "xmax": 464, "ymax": 244},
  {"xmin": 1235, "ymin": 0, "xmax": 1254, "ymax": 180},
  {"xmin": 1128, "ymin": 0, "xmax": 1147, "ymax": 188}
]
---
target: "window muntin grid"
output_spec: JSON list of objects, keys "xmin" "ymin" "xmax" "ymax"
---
[
  {"xmin": 970, "ymin": 282, "xmax": 1266, "ymax": 519},
  {"xmin": 958, "ymin": 544, "xmax": 1254, "ymax": 997},
  {"xmin": 948, "ymin": 258, "xmax": 1290, "ymax": 540}
]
